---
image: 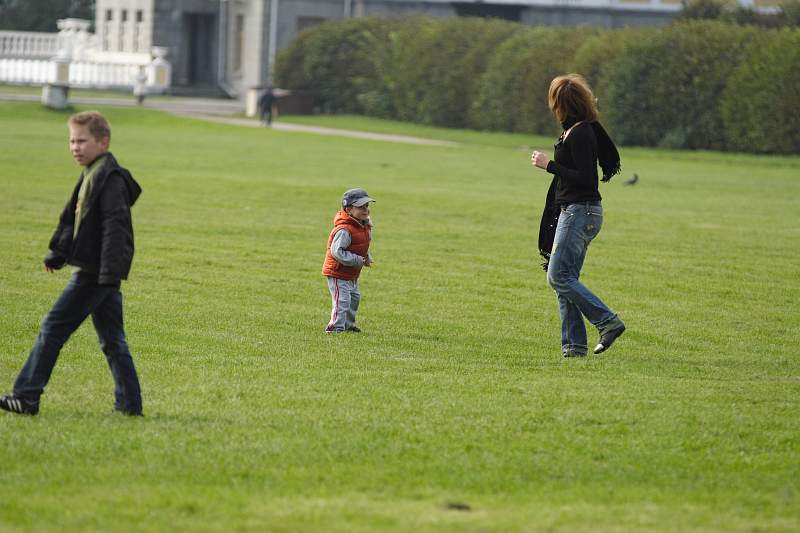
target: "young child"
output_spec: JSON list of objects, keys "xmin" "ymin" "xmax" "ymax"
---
[
  {"xmin": 322, "ymin": 188, "xmax": 375, "ymax": 333},
  {"xmin": 0, "ymin": 111, "xmax": 143, "ymax": 416}
]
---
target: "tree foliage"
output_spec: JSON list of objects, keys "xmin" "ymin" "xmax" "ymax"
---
[{"xmin": 0, "ymin": 0, "xmax": 94, "ymax": 32}]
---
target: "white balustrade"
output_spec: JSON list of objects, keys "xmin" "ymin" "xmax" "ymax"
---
[
  {"xmin": 0, "ymin": 59, "xmax": 51, "ymax": 83},
  {"xmin": 0, "ymin": 31, "xmax": 59, "ymax": 58},
  {"xmin": 0, "ymin": 57, "xmax": 168, "ymax": 89},
  {"xmin": 0, "ymin": 18, "xmax": 170, "ymax": 92}
]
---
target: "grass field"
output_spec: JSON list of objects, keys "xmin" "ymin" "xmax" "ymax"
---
[
  {"xmin": 1, "ymin": 102, "xmax": 798, "ymax": 532},
  {"xmin": 0, "ymin": 83, "xmax": 171, "ymax": 101}
]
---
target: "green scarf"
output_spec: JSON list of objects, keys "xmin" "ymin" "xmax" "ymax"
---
[{"xmin": 73, "ymin": 154, "xmax": 108, "ymax": 239}]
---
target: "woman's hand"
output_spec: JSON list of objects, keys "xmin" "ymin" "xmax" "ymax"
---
[{"xmin": 531, "ymin": 150, "xmax": 550, "ymax": 170}]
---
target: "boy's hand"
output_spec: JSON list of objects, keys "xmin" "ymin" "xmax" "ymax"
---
[
  {"xmin": 43, "ymin": 251, "xmax": 66, "ymax": 272},
  {"xmin": 363, "ymin": 256, "xmax": 373, "ymax": 267}
]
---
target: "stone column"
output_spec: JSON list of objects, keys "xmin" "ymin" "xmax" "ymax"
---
[
  {"xmin": 146, "ymin": 46, "xmax": 171, "ymax": 93},
  {"xmin": 42, "ymin": 18, "xmax": 91, "ymax": 109}
]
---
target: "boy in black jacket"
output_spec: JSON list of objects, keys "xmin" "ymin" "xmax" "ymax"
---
[{"xmin": 0, "ymin": 111, "xmax": 143, "ymax": 416}]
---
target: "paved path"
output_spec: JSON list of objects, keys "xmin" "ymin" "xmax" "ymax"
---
[
  {"xmin": 0, "ymin": 93, "xmax": 456, "ymax": 147},
  {"xmin": 175, "ymin": 113, "xmax": 457, "ymax": 146}
]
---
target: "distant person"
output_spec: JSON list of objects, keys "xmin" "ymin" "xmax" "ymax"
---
[
  {"xmin": 258, "ymin": 85, "xmax": 276, "ymax": 126},
  {"xmin": 530, "ymin": 74, "xmax": 626, "ymax": 357},
  {"xmin": 321, "ymin": 188, "xmax": 375, "ymax": 333},
  {"xmin": 0, "ymin": 111, "xmax": 143, "ymax": 416},
  {"xmin": 133, "ymin": 68, "xmax": 147, "ymax": 105}
]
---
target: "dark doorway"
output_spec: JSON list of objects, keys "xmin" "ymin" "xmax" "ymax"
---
[
  {"xmin": 185, "ymin": 13, "xmax": 216, "ymax": 85},
  {"xmin": 452, "ymin": 2, "xmax": 522, "ymax": 21}
]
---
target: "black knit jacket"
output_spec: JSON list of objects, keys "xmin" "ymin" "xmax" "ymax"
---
[{"xmin": 546, "ymin": 123, "xmax": 602, "ymax": 206}]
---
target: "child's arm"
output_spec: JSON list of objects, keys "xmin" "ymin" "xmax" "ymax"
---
[
  {"xmin": 365, "ymin": 226, "xmax": 373, "ymax": 266},
  {"xmin": 45, "ymin": 198, "xmax": 75, "ymax": 270},
  {"xmin": 97, "ymin": 174, "xmax": 133, "ymax": 285},
  {"xmin": 330, "ymin": 229, "xmax": 367, "ymax": 267}
]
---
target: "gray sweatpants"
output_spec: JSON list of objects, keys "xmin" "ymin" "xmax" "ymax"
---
[{"xmin": 325, "ymin": 277, "xmax": 360, "ymax": 332}]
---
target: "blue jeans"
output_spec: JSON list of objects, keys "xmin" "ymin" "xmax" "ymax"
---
[
  {"xmin": 547, "ymin": 202, "xmax": 621, "ymax": 355},
  {"xmin": 13, "ymin": 272, "xmax": 142, "ymax": 412}
]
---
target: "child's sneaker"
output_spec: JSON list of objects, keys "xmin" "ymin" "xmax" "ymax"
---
[
  {"xmin": 346, "ymin": 326, "xmax": 362, "ymax": 333},
  {"xmin": 0, "ymin": 394, "xmax": 39, "ymax": 415}
]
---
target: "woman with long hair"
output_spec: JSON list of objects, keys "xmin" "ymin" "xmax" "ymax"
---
[{"xmin": 531, "ymin": 74, "xmax": 626, "ymax": 357}]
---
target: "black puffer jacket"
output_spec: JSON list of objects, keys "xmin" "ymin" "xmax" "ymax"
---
[{"xmin": 45, "ymin": 153, "xmax": 142, "ymax": 285}]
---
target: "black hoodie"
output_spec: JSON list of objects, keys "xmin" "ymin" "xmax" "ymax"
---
[{"xmin": 45, "ymin": 152, "xmax": 142, "ymax": 285}]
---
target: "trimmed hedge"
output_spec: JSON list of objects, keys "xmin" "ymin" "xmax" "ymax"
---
[
  {"xmin": 274, "ymin": 17, "xmax": 403, "ymax": 114},
  {"xmin": 721, "ymin": 28, "xmax": 800, "ymax": 153},
  {"xmin": 569, "ymin": 28, "xmax": 649, "ymax": 116},
  {"xmin": 389, "ymin": 17, "xmax": 520, "ymax": 128},
  {"xmin": 472, "ymin": 27, "xmax": 594, "ymax": 135},
  {"xmin": 604, "ymin": 21, "xmax": 757, "ymax": 150},
  {"xmin": 275, "ymin": 17, "xmax": 800, "ymax": 154}
]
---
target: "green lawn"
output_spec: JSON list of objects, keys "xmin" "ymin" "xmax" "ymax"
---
[
  {"xmin": 1, "ymin": 102, "xmax": 798, "ymax": 532},
  {"xmin": 278, "ymin": 113, "xmax": 555, "ymax": 148},
  {"xmin": 0, "ymin": 82, "xmax": 171, "ymax": 101}
]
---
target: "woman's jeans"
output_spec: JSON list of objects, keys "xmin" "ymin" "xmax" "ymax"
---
[
  {"xmin": 13, "ymin": 272, "xmax": 142, "ymax": 412},
  {"xmin": 546, "ymin": 202, "xmax": 622, "ymax": 355}
]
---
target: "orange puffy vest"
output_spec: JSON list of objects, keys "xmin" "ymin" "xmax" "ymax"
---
[{"xmin": 321, "ymin": 209, "xmax": 371, "ymax": 280}]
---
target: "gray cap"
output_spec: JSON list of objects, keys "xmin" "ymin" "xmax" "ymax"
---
[{"xmin": 342, "ymin": 188, "xmax": 376, "ymax": 208}]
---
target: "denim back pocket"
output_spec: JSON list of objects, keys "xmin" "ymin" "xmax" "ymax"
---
[{"xmin": 583, "ymin": 209, "xmax": 603, "ymax": 240}]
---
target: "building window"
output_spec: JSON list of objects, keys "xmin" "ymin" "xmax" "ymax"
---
[
  {"xmin": 233, "ymin": 15, "xmax": 244, "ymax": 72},
  {"xmin": 134, "ymin": 10, "xmax": 144, "ymax": 52},
  {"xmin": 297, "ymin": 17, "xmax": 326, "ymax": 33},
  {"xmin": 119, "ymin": 9, "xmax": 128, "ymax": 51},
  {"xmin": 103, "ymin": 9, "xmax": 113, "ymax": 50}
]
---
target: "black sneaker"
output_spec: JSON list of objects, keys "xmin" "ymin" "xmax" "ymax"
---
[
  {"xmin": 563, "ymin": 349, "xmax": 587, "ymax": 358},
  {"xmin": 0, "ymin": 394, "xmax": 39, "ymax": 415},
  {"xmin": 346, "ymin": 326, "xmax": 362, "ymax": 333},
  {"xmin": 594, "ymin": 325, "xmax": 626, "ymax": 354}
]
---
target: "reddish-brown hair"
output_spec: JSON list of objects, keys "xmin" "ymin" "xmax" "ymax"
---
[
  {"xmin": 548, "ymin": 74, "xmax": 598, "ymax": 124},
  {"xmin": 68, "ymin": 111, "xmax": 111, "ymax": 141}
]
